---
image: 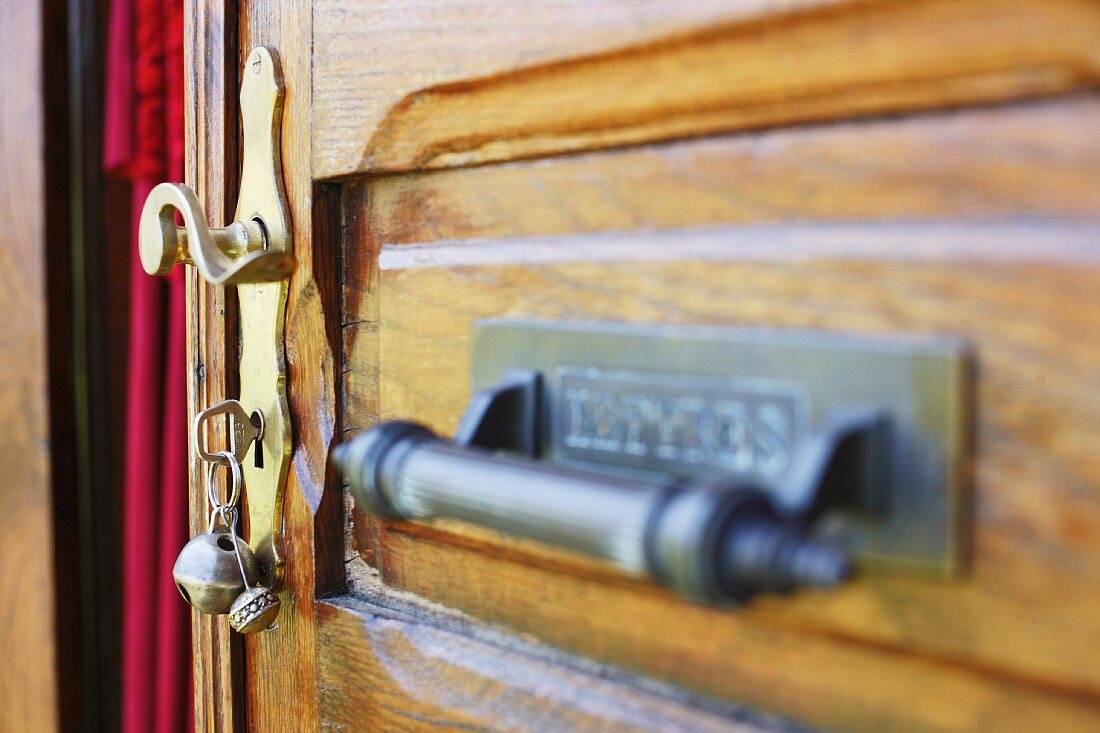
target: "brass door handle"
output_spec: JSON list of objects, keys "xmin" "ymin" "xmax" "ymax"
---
[{"xmin": 138, "ymin": 47, "xmax": 293, "ymax": 285}]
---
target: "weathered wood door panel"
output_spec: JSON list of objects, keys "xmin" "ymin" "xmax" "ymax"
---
[
  {"xmin": 184, "ymin": 0, "xmax": 1100, "ymax": 731},
  {"xmin": 344, "ymin": 103, "xmax": 1100, "ymax": 731}
]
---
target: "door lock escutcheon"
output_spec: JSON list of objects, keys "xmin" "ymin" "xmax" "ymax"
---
[{"xmin": 143, "ymin": 47, "xmax": 295, "ymax": 631}]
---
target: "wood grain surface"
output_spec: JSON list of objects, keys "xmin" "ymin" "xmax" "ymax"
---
[
  {"xmin": 341, "ymin": 100, "xmax": 1100, "ymax": 731},
  {"xmin": 0, "ymin": 0, "xmax": 60, "ymax": 729},
  {"xmin": 317, "ymin": 594, "xmax": 803, "ymax": 732},
  {"xmin": 364, "ymin": 98, "xmax": 1100, "ymax": 246},
  {"xmin": 236, "ymin": 2, "xmax": 343, "ymax": 731},
  {"xmin": 185, "ymin": 0, "xmax": 1100, "ymax": 729},
  {"xmin": 367, "ymin": 529, "xmax": 1100, "ymax": 733},
  {"xmin": 184, "ymin": 1, "xmax": 244, "ymax": 729},
  {"xmin": 314, "ymin": 0, "xmax": 1100, "ymax": 177},
  {"xmin": 187, "ymin": 1, "xmax": 341, "ymax": 729}
]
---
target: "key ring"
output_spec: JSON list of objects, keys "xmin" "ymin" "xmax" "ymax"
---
[{"xmin": 205, "ymin": 451, "xmax": 242, "ymax": 531}]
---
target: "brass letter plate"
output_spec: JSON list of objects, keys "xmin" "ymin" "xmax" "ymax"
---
[{"xmin": 471, "ymin": 321, "xmax": 971, "ymax": 576}]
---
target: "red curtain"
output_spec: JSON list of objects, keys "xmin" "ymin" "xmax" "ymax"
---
[{"xmin": 104, "ymin": 0, "xmax": 192, "ymax": 729}]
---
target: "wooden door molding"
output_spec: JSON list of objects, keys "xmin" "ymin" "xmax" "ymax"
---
[
  {"xmin": 184, "ymin": 1, "xmax": 243, "ymax": 729},
  {"xmin": 314, "ymin": 0, "xmax": 1100, "ymax": 178},
  {"xmin": 316, "ymin": 594, "xmax": 792, "ymax": 732},
  {"xmin": 185, "ymin": 0, "xmax": 343, "ymax": 729},
  {"xmin": 341, "ymin": 90, "xmax": 1100, "ymax": 727}
]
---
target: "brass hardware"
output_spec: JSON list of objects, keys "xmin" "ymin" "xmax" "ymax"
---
[
  {"xmin": 468, "ymin": 320, "xmax": 970, "ymax": 576},
  {"xmin": 138, "ymin": 47, "xmax": 293, "ymax": 284},
  {"xmin": 335, "ymin": 321, "xmax": 971, "ymax": 605},
  {"xmin": 235, "ymin": 47, "xmax": 293, "ymax": 590},
  {"xmin": 147, "ymin": 47, "xmax": 294, "ymax": 614},
  {"xmin": 238, "ymin": 272, "xmax": 292, "ymax": 588}
]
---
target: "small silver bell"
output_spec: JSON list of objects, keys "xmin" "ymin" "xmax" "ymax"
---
[
  {"xmin": 228, "ymin": 586, "xmax": 281, "ymax": 634},
  {"xmin": 173, "ymin": 530, "xmax": 260, "ymax": 615}
]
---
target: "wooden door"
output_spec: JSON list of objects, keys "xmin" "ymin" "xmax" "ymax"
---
[
  {"xmin": 1, "ymin": 2, "xmax": 63, "ymax": 729},
  {"xmin": 186, "ymin": 1, "xmax": 1100, "ymax": 730}
]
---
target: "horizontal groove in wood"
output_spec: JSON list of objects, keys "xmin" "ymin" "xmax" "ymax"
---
[
  {"xmin": 365, "ymin": 97, "xmax": 1100, "ymax": 248},
  {"xmin": 316, "ymin": 595, "xmax": 792, "ymax": 732},
  {"xmin": 375, "ymin": 219, "xmax": 1100, "ymax": 270},
  {"xmin": 314, "ymin": 0, "xmax": 1100, "ymax": 177},
  {"xmin": 349, "ymin": 529, "xmax": 1100, "ymax": 733}
]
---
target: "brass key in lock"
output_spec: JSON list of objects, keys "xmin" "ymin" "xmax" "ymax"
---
[{"xmin": 193, "ymin": 400, "xmax": 263, "ymax": 467}]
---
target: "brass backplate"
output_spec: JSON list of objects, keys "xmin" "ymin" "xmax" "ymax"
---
[
  {"xmin": 471, "ymin": 320, "xmax": 971, "ymax": 576},
  {"xmin": 237, "ymin": 47, "xmax": 292, "ymax": 589}
]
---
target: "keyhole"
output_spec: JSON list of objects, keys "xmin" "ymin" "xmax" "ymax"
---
[
  {"xmin": 251, "ymin": 217, "xmax": 270, "ymax": 251},
  {"xmin": 250, "ymin": 411, "xmax": 265, "ymax": 469}
]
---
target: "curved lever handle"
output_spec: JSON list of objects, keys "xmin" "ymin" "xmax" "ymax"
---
[
  {"xmin": 139, "ymin": 183, "xmax": 294, "ymax": 284},
  {"xmin": 138, "ymin": 47, "xmax": 293, "ymax": 285}
]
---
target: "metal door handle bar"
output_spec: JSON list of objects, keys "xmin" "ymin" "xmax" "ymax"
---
[{"xmin": 334, "ymin": 420, "xmax": 853, "ymax": 604}]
